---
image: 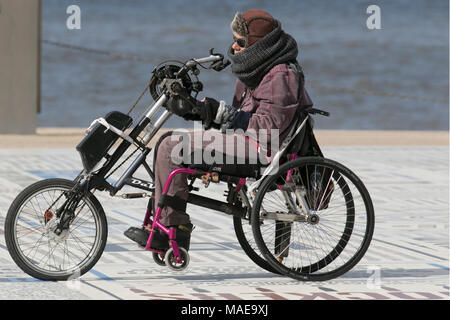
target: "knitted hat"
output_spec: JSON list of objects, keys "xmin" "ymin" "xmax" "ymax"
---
[{"xmin": 230, "ymin": 10, "xmax": 277, "ymax": 47}]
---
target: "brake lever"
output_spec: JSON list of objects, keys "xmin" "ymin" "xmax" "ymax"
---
[
  {"xmin": 210, "ymin": 59, "xmax": 231, "ymax": 72},
  {"xmin": 207, "ymin": 48, "xmax": 230, "ymax": 71},
  {"xmin": 209, "ymin": 48, "xmax": 223, "ymax": 59},
  {"xmin": 306, "ymin": 107, "xmax": 330, "ymax": 117}
]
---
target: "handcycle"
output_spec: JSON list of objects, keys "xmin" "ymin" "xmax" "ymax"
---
[{"xmin": 4, "ymin": 49, "xmax": 375, "ymax": 282}]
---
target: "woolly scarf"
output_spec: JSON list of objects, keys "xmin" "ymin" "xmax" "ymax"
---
[{"xmin": 227, "ymin": 21, "xmax": 299, "ymax": 89}]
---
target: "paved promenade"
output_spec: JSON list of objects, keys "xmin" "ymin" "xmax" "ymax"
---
[{"xmin": 0, "ymin": 129, "xmax": 448, "ymax": 300}]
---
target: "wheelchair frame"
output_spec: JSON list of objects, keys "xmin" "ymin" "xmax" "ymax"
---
[
  {"xmin": 75, "ymin": 48, "xmax": 328, "ymax": 265},
  {"xmin": 80, "ymin": 86, "xmax": 315, "ymax": 264}
]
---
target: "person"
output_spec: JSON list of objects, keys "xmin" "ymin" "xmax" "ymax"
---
[{"xmin": 124, "ymin": 9, "xmax": 313, "ymax": 250}]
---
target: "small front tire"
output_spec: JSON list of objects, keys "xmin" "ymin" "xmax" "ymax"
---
[{"xmin": 164, "ymin": 247, "xmax": 189, "ymax": 271}]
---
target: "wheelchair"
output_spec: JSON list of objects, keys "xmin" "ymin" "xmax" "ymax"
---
[{"xmin": 4, "ymin": 50, "xmax": 374, "ymax": 282}]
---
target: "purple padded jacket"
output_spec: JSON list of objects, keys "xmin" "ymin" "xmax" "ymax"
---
[{"xmin": 230, "ymin": 63, "xmax": 314, "ymax": 150}]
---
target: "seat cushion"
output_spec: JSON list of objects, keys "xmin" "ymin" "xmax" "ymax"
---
[{"xmin": 185, "ymin": 151, "xmax": 264, "ymax": 178}]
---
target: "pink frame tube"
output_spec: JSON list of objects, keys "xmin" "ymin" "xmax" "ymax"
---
[
  {"xmin": 234, "ymin": 178, "xmax": 247, "ymax": 192},
  {"xmin": 144, "ymin": 168, "xmax": 196, "ymax": 256},
  {"xmin": 143, "ymin": 207, "xmax": 152, "ymax": 227},
  {"xmin": 142, "ymin": 167, "xmax": 250, "ymax": 264},
  {"xmin": 286, "ymin": 153, "xmax": 300, "ymax": 182}
]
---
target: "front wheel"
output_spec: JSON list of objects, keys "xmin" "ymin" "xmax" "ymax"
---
[
  {"xmin": 4, "ymin": 178, "xmax": 108, "ymax": 281},
  {"xmin": 251, "ymin": 157, "xmax": 375, "ymax": 281},
  {"xmin": 165, "ymin": 247, "xmax": 190, "ymax": 271}
]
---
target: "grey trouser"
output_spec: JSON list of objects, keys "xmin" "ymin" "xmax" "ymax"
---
[{"xmin": 154, "ymin": 130, "xmax": 262, "ymax": 226}]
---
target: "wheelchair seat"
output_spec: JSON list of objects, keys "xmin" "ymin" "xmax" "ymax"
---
[{"xmin": 185, "ymin": 153, "xmax": 264, "ymax": 179}]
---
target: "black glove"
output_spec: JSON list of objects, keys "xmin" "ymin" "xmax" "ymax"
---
[
  {"xmin": 170, "ymin": 97, "xmax": 218, "ymax": 125},
  {"xmin": 166, "ymin": 96, "xmax": 191, "ymax": 117},
  {"xmin": 194, "ymin": 97, "xmax": 220, "ymax": 130},
  {"xmin": 195, "ymin": 97, "xmax": 240, "ymax": 131},
  {"xmin": 167, "ymin": 96, "xmax": 204, "ymax": 122},
  {"xmin": 181, "ymin": 112, "xmax": 202, "ymax": 122}
]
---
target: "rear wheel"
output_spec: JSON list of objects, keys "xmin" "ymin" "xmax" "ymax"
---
[
  {"xmin": 251, "ymin": 157, "xmax": 374, "ymax": 281},
  {"xmin": 233, "ymin": 216, "xmax": 280, "ymax": 275},
  {"xmin": 4, "ymin": 178, "xmax": 107, "ymax": 281},
  {"xmin": 152, "ymin": 252, "xmax": 166, "ymax": 266},
  {"xmin": 230, "ymin": 184, "xmax": 280, "ymax": 275}
]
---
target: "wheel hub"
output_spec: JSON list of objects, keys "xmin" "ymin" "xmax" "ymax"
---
[
  {"xmin": 45, "ymin": 219, "xmax": 70, "ymax": 243},
  {"xmin": 307, "ymin": 214, "xmax": 320, "ymax": 225}
]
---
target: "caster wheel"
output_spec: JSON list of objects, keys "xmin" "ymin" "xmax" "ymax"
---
[
  {"xmin": 164, "ymin": 247, "xmax": 189, "ymax": 271},
  {"xmin": 152, "ymin": 252, "xmax": 166, "ymax": 266}
]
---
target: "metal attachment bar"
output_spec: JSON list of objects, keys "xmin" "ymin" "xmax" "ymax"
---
[
  {"xmin": 186, "ymin": 55, "xmax": 223, "ymax": 67},
  {"xmin": 144, "ymin": 94, "xmax": 168, "ymax": 119},
  {"xmin": 86, "ymin": 117, "xmax": 135, "ymax": 145},
  {"xmin": 141, "ymin": 109, "xmax": 172, "ymax": 146},
  {"xmin": 247, "ymin": 116, "xmax": 309, "ymax": 195}
]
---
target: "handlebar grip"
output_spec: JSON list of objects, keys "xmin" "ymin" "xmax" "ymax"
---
[
  {"xmin": 211, "ymin": 59, "xmax": 231, "ymax": 72},
  {"xmin": 306, "ymin": 107, "xmax": 330, "ymax": 117}
]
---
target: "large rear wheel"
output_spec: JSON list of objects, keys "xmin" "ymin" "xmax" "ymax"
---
[
  {"xmin": 233, "ymin": 216, "xmax": 280, "ymax": 275},
  {"xmin": 251, "ymin": 157, "xmax": 374, "ymax": 281}
]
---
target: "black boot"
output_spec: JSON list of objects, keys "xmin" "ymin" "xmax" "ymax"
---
[
  {"xmin": 124, "ymin": 222, "xmax": 194, "ymax": 251},
  {"xmin": 124, "ymin": 227, "xmax": 169, "ymax": 250},
  {"xmin": 171, "ymin": 222, "xmax": 194, "ymax": 251}
]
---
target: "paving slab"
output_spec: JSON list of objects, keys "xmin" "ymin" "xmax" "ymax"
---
[{"xmin": 0, "ymin": 143, "xmax": 448, "ymax": 300}]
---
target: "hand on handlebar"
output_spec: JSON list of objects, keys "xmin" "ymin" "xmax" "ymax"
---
[
  {"xmin": 167, "ymin": 95, "xmax": 217, "ymax": 127},
  {"xmin": 191, "ymin": 97, "xmax": 220, "ymax": 130},
  {"xmin": 194, "ymin": 98, "xmax": 238, "ymax": 131},
  {"xmin": 167, "ymin": 94, "xmax": 237, "ymax": 131}
]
